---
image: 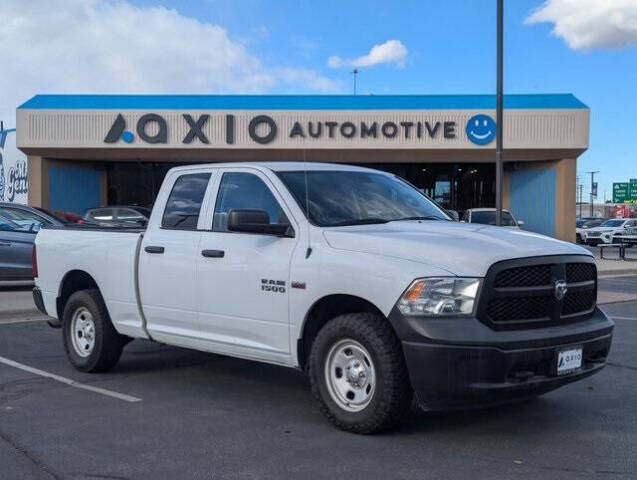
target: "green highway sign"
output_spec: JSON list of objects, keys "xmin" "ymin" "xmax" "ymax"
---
[
  {"xmin": 630, "ymin": 179, "xmax": 637, "ymax": 202},
  {"xmin": 613, "ymin": 182, "xmax": 630, "ymax": 203}
]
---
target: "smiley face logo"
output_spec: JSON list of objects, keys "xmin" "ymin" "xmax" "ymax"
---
[{"xmin": 466, "ymin": 114, "xmax": 496, "ymax": 145}]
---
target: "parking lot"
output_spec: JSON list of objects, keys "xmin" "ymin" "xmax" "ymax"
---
[{"xmin": 0, "ymin": 277, "xmax": 636, "ymax": 480}]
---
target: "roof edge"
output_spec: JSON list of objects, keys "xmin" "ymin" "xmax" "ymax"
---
[{"xmin": 18, "ymin": 93, "xmax": 588, "ymax": 111}]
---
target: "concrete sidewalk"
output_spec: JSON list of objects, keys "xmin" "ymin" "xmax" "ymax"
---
[{"xmin": 0, "ymin": 289, "xmax": 48, "ymax": 324}]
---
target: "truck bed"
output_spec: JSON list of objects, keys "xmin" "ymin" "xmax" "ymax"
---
[{"xmin": 35, "ymin": 225, "xmax": 147, "ymax": 338}]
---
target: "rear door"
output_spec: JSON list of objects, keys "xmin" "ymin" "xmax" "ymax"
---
[
  {"xmin": 195, "ymin": 167, "xmax": 298, "ymax": 362},
  {"xmin": 139, "ymin": 169, "xmax": 216, "ymax": 342}
]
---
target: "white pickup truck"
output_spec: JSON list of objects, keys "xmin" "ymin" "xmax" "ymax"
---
[{"xmin": 32, "ymin": 162, "xmax": 613, "ymax": 433}]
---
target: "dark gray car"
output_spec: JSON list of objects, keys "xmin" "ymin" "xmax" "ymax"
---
[{"xmin": 0, "ymin": 215, "xmax": 36, "ymax": 283}]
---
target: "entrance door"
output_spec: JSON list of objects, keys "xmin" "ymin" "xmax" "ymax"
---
[
  {"xmin": 196, "ymin": 167, "xmax": 298, "ymax": 363},
  {"xmin": 139, "ymin": 170, "xmax": 214, "ymax": 341}
]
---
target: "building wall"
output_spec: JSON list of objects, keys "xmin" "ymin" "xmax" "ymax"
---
[
  {"xmin": 28, "ymin": 156, "xmax": 106, "ymax": 212},
  {"xmin": 504, "ymin": 158, "xmax": 576, "ymax": 242}
]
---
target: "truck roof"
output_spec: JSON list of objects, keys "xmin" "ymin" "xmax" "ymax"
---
[{"xmin": 166, "ymin": 162, "xmax": 385, "ymax": 175}]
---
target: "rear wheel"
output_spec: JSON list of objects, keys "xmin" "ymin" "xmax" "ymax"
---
[
  {"xmin": 62, "ymin": 289, "xmax": 125, "ymax": 373},
  {"xmin": 308, "ymin": 313, "xmax": 412, "ymax": 434}
]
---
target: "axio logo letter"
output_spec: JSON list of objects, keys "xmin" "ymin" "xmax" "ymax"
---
[
  {"xmin": 104, "ymin": 113, "xmax": 168, "ymax": 144},
  {"xmin": 466, "ymin": 114, "xmax": 496, "ymax": 145}
]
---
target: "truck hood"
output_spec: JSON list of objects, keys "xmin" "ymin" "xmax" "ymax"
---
[{"xmin": 323, "ymin": 221, "xmax": 590, "ymax": 277}]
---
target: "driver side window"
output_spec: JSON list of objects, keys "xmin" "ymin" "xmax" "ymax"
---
[{"xmin": 213, "ymin": 172, "xmax": 289, "ymax": 233}]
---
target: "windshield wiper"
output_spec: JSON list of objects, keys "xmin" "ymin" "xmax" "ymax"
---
[
  {"xmin": 326, "ymin": 218, "xmax": 390, "ymax": 227},
  {"xmin": 390, "ymin": 215, "xmax": 446, "ymax": 222}
]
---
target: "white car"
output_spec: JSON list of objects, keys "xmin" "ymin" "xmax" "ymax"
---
[
  {"xmin": 585, "ymin": 218, "xmax": 637, "ymax": 246},
  {"xmin": 461, "ymin": 208, "xmax": 523, "ymax": 229},
  {"xmin": 32, "ymin": 162, "xmax": 613, "ymax": 434},
  {"xmin": 576, "ymin": 218, "xmax": 604, "ymax": 244}
]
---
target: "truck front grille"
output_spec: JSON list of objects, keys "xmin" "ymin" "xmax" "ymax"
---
[{"xmin": 477, "ymin": 256, "xmax": 597, "ymax": 330}]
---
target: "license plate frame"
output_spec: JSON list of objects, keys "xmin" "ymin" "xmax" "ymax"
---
[{"xmin": 556, "ymin": 346, "xmax": 583, "ymax": 376}]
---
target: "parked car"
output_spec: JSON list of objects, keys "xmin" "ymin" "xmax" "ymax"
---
[
  {"xmin": 33, "ymin": 162, "xmax": 612, "ymax": 434},
  {"xmin": 576, "ymin": 218, "xmax": 604, "ymax": 244},
  {"xmin": 585, "ymin": 218, "xmax": 637, "ymax": 246},
  {"xmin": 83, "ymin": 206, "xmax": 151, "ymax": 227},
  {"xmin": 461, "ymin": 208, "xmax": 523, "ymax": 228},
  {"xmin": 0, "ymin": 214, "xmax": 37, "ymax": 285},
  {"xmin": 0, "ymin": 202, "xmax": 65, "ymax": 232}
]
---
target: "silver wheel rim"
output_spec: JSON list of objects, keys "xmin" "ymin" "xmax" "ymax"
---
[
  {"xmin": 70, "ymin": 307, "xmax": 96, "ymax": 358},
  {"xmin": 324, "ymin": 339, "xmax": 376, "ymax": 412}
]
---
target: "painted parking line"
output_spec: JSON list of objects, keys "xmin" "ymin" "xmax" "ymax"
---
[
  {"xmin": 0, "ymin": 356, "xmax": 142, "ymax": 403},
  {"xmin": 610, "ymin": 316, "xmax": 637, "ymax": 321}
]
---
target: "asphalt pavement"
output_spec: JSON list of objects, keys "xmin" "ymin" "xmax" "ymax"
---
[{"xmin": 0, "ymin": 279, "xmax": 636, "ymax": 479}]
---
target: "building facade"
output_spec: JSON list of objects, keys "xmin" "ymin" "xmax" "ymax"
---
[{"xmin": 17, "ymin": 94, "xmax": 588, "ymax": 241}]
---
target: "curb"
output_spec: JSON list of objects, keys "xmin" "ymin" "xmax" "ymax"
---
[{"xmin": 598, "ymin": 270, "xmax": 637, "ymax": 278}]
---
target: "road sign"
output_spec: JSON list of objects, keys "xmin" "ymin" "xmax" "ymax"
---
[
  {"xmin": 591, "ymin": 182, "xmax": 598, "ymax": 198},
  {"xmin": 613, "ymin": 182, "xmax": 629, "ymax": 203},
  {"xmin": 630, "ymin": 179, "xmax": 637, "ymax": 202}
]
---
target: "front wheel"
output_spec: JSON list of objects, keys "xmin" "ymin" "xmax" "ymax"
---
[
  {"xmin": 308, "ymin": 313, "xmax": 412, "ymax": 434},
  {"xmin": 62, "ymin": 289, "xmax": 125, "ymax": 373}
]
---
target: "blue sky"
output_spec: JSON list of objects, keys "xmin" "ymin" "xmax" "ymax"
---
[
  {"xmin": 3, "ymin": 0, "xmax": 636, "ymax": 198},
  {"xmin": 139, "ymin": 0, "xmax": 636, "ymax": 199}
]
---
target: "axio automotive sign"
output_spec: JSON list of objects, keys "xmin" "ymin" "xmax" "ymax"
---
[
  {"xmin": 0, "ymin": 128, "xmax": 28, "ymax": 204},
  {"xmin": 103, "ymin": 112, "xmax": 497, "ymax": 146}
]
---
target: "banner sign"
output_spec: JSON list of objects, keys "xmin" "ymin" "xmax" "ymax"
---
[{"xmin": 0, "ymin": 128, "xmax": 28, "ymax": 204}]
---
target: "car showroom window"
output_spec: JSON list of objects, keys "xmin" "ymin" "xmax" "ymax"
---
[
  {"xmin": 213, "ymin": 172, "xmax": 289, "ymax": 232},
  {"xmin": 161, "ymin": 173, "xmax": 211, "ymax": 230}
]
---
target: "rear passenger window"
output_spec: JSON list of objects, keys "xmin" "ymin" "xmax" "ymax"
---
[{"xmin": 161, "ymin": 173, "xmax": 211, "ymax": 230}]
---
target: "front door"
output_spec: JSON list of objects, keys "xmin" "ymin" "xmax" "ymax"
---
[
  {"xmin": 196, "ymin": 168, "xmax": 298, "ymax": 363},
  {"xmin": 0, "ymin": 217, "xmax": 35, "ymax": 281}
]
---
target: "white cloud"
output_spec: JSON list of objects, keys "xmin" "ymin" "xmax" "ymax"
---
[
  {"xmin": 0, "ymin": 0, "xmax": 341, "ymax": 126},
  {"xmin": 328, "ymin": 39, "xmax": 408, "ymax": 69},
  {"xmin": 525, "ymin": 0, "xmax": 637, "ymax": 50}
]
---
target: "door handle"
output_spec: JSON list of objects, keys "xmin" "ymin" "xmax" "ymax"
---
[
  {"xmin": 201, "ymin": 249, "xmax": 224, "ymax": 258},
  {"xmin": 0, "ymin": 241, "xmax": 11, "ymax": 246},
  {"xmin": 144, "ymin": 245, "xmax": 165, "ymax": 254}
]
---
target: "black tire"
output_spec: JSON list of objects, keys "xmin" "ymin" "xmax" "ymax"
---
[
  {"xmin": 308, "ymin": 313, "xmax": 412, "ymax": 434},
  {"xmin": 62, "ymin": 289, "xmax": 125, "ymax": 373}
]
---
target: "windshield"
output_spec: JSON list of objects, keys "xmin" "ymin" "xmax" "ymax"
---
[
  {"xmin": 601, "ymin": 220, "xmax": 625, "ymax": 227},
  {"xmin": 470, "ymin": 210, "xmax": 517, "ymax": 227},
  {"xmin": 583, "ymin": 219, "xmax": 602, "ymax": 228},
  {"xmin": 277, "ymin": 170, "xmax": 449, "ymax": 227}
]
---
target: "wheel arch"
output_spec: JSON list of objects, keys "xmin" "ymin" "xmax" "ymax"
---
[
  {"xmin": 297, "ymin": 294, "xmax": 395, "ymax": 371},
  {"xmin": 56, "ymin": 269, "xmax": 101, "ymax": 320}
]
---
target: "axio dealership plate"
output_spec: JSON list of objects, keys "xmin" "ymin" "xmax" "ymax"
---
[{"xmin": 557, "ymin": 347, "xmax": 583, "ymax": 375}]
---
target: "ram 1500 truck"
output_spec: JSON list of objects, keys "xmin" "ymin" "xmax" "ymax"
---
[{"xmin": 33, "ymin": 163, "xmax": 613, "ymax": 433}]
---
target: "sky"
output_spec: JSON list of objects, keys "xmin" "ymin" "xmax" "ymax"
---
[{"xmin": 1, "ymin": 0, "xmax": 636, "ymax": 198}]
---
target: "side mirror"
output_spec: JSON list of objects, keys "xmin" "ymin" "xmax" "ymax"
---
[
  {"xmin": 227, "ymin": 209, "xmax": 293, "ymax": 237},
  {"xmin": 446, "ymin": 210, "xmax": 460, "ymax": 221},
  {"xmin": 517, "ymin": 220, "xmax": 525, "ymax": 227}
]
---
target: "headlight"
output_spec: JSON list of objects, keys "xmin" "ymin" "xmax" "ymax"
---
[{"xmin": 397, "ymin": 277, "xmax": 481, "ymax": 316}]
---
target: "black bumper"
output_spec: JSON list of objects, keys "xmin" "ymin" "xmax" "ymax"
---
[
  {"xmin": 389, "ymin": 307, "xmax": 613, "ymax": 410},
  {"xmin": 32, "ymin": 287, "xmax": 47, "ymax": 315}
]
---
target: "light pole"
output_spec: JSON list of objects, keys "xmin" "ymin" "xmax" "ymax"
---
[
  {"xmin": 495, "ymin": 0, "xmax": 504, "ymax": 226},
  {"xmin": 352, "ymin": 68, "xmax": 359, "ymax": 95},
  {"xmin": 587, "ymin": 170, "xmax": 599, "ymax": 217}
]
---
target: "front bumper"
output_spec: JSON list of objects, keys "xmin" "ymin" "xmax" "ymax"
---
[{"xmin": 389, "ymin": 307, "xmax": 613, "ymax": 410}]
